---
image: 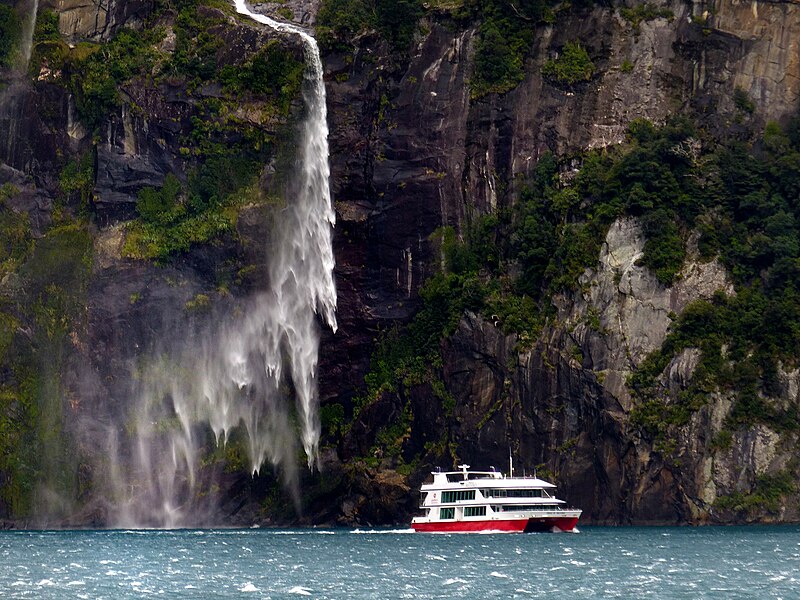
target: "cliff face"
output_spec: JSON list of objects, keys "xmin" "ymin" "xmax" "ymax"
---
[
  {"xmin": 327, "ymin": 0, "xmax": 800, "ymax": 349},
  {"xmin": 1, "ymin": 0, "xmax": 800, "ymax": 526},
  {"xmin": 322, "ymin": 0, "xmax": 800, "ymax": 525}
]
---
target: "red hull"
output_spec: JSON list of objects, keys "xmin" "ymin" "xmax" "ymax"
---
[{"xmin": 412, "ymin": 516, "xmax": 579, "ymax": 533}]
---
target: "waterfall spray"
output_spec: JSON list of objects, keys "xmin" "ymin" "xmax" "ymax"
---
[
  {"xmin": 110, "ymin": 1, "xmax": 336, "ymax": 527},
  {"xmin": 0, "ymin": 0, "xmax": 39, "ymax": 168},
  {"xmin": 232, "ymin": 0, "xmax": 338, "ymax": 464},
  {"xmin": 20, "ymin": 0, "xmax": 40, "ymax": 68}
]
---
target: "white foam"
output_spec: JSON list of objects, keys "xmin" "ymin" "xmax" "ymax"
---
[
  {"xmin": 288, "ymin": 586, "xmax": 312, "ymax": 595},
  {"xmin": 351, "ymin": 528, "xmax": 415, "ymax": 534},
  {"xmin": 490, "ymin": 571, "xmax": 509, "ymax": 579},
  {"xmin": 240, "ymin": 583, "xmax": 259, "ymax": 592}
]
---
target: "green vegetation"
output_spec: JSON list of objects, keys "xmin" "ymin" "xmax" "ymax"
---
[
  {"xmin": 619, "ymin": 3, "xmax": 673, "ymax": 34},
  {"xmin": 63, "ymin": 28, "xmax": 162, "ymax": 129},
  {"xmin": 0, "ymin": 185, "xmax": 32, "ymax": 277},
  {"xmin": 358, "ymin": 269, "xmax": 480, "ymax": 410},
  {"xmin": 541, "ymin": 41, "xmax": 594, "ymax": 86},
  {"xmin": 26, "ymin": 0, "xmax": 307, "ymax": 261},
  {"xmin": 511, "ymin": 118, "xmax": 700, "ymax": 294},
  {"xmin": 123, "ymin": 153, "xmax": 262, "ymax": 260},
  {"xmin": 59, "ymin": 153, "xmax": 95, "ymax": 208},
  {"xmin": 375, "ymin": 0, "xmax": 424, "ymax": 48},
  {"xmin": 469, "ymin": 0, "xmax": 555, "ymax": 97},
  {"xmin": 316, "ymin": 0, "xmax": 375, "ymax": 50},
  {"xmin": 733, "ymin": 86, "xmax": 756, "ymax": 114},
  {"xmin": 219, "ymin": 39, "xmax": 304, "ymax": 114},
  {"xmin": 0, "ymin": 4, "xmax": 21, "ymax": 68},
  {"xmin": 168, "ymin": 0, "xmax": 227, "ymax": 84},
  {"xmin": 355, "ymin": 111, "xmax": 800, "ymax": 471},
  {"xmin": 315, "ymin": 0, "xmax": 596, "ymax": 96},
  {"xmin": 28, "ymin": 10, "xmax": 70, "ymax": 79},
  {"xmin": 355, "ymin": 117, "xmax": 708, "ymax": 435},
  {"xmin": 33, "ymin": 8, "xmax": 60, "ymax": 43},
  {"xmin": 714, "ymin": 471, "xmax": 796, "ymax": 515},
  {"xmin": 316, "ymin": 0, "xmax": 424, "ymax": 51},
  {"xmin": 34, "ymin": 0, "xmax": 304, "ymax": 130},
  {"xmin": 0, "ymin": 223, "xmax": 93, "ymax": 516},
  {"xmin": 471, "ymin": 18, "xmax": 527, "ymax": 96},
  {"xmin": 320, "ymin": 403, "xmax": 345, "ymax": 437},
  {"xmin": 628, "ymin": 115, "xmax": 800, "ymax": 439}
]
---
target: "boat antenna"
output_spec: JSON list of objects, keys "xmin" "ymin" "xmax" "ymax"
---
[{"xmin": 508, "ymin": 447, "xmax": 513, "ymax": 478}]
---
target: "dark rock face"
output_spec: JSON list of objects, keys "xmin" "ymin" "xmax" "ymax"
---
[
  {"xmin": 319, "ymin": 1, "xmax": 800, "ymax": 526},
  {"xmin": 46, "ymin": 0, "xmax": 155, "ymax": 42}
]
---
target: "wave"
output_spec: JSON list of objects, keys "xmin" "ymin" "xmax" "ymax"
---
[{"xmin": 351, "ymin": 528, "xmax": 415, "ymax": 535}]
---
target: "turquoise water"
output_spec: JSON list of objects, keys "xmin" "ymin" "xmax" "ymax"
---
[{"xmin": 1, "ymin": 526, "xmax": 798, "ymax": 598}]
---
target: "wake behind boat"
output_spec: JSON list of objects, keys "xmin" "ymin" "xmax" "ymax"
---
[{"xmin": 411, "ymin": 463, "xmax": 581, "ymax": 533}]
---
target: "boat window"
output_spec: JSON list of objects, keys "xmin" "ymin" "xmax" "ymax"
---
[
  {"xmin": 499, "ymin": 505, "xmax": 561, "ymax": 512},
  {"xmin": 483, "ymin": 489, "xmax": 543, "ymax": 498},
  {"xmin": 464, "ymin": 506, "xmax": 487, "ymax": 517},
  {"xmin": 439, "ymin": 507, "xmax": 455, "ymax": 519},
  {"xmin": 441, "ymin": 490, "xmax": 476, "ymax": 503},
  {"xmin": 510, "ymin": 489, "xmax": 542, "ymax": 498}
]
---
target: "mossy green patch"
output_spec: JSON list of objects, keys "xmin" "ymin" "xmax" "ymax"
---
[
  {"xmin": 219, "ymin": 39, "xmax": 304, "ymax": 115},
  {"xmin": 62, "ymin": 28, "xmax": 164, "ymax": 130},
  {"xmin": 0, "ymin": 224, "xmax": 93, "ymax": 517},
  {"xmin": 123, "ymin": 150, "xmax": 264, "ymax": 261},
  {"xmin": 714, "ymin": 471, "xmax": 797, "ymax": 515},
  {"xmin": 316, "ymin": 0, "xmax": 424, "ymax": 52},
  {"xmin": 541, "ymin": 41, "xmax": 594, "ymax": 86},
  {"xmin": 619, "ymin": 3, "xmax": 673, "ymax": 35},
  {"xmin": 0, "ymin": 186, "xmax": 32, "ymax": 277},
  {"xmin": 0, "ymin": 4, "xmax": 22, "ymax": 69}
]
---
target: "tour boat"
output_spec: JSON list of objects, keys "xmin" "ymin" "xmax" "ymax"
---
[{"xmin": 411, "ymin": 462, "xmax": 581, "ymax": 533}]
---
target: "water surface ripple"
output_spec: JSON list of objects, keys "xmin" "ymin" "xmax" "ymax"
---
[{"xmin": 0, "ymin": 526, "xmax": 798, "ymax": 598}]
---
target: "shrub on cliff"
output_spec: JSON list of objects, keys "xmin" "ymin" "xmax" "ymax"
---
[
  {"xmin": 469, "ymin": 0, "xmax": 555, "ymax": 97},
  {"xmin": 541, "ymin": 41, "xmax": 594, "ymax": 86},
  {"xmin": 471, "ymin": 19, "xmax": 526, "ymax": 96},
  {"xmin": 316, "ymin": 0, "xmax": 423, "ymax": 51},
  {"xmin": 137, "ymin": 174, "xmax": 183, "ymax": 225},
  {"xmin": 219, "ymin": 40, "xmax": 304, "ymax": 114},
  {"xmin": 619, "ymin": 2, "xmax": 673, "ymax": 35},
  {"xmin": 65, "ymin": 28, "xmax": 161, "ymax": 130}
]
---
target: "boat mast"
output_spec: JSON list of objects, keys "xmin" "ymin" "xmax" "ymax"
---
[{"xmin": 508, "ymin": 447, "xmax": 513, "ymax": 478}]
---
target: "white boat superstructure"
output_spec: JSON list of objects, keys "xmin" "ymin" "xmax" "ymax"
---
[{"xmin": 411, "ymin": 464, "xmax": 581, "ymax": 533}]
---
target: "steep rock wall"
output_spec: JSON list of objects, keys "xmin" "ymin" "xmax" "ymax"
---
[
  {"xmin": 322, "ymin": 0, "xmax": 800, "ymax": 525},
  {"xmin": 326, "ymin": 0, "xmax": 800, "ymax": 367},
  {"xmin": 47, "ymin": 0, "xmax": 154, "ymax": 41}
]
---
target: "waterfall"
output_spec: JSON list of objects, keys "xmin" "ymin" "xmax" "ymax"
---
[
  {"xmin": 0, "ymin": 0, "xmax": 39, "ymax": 168},
  {"xmin": 110, "ymin": 1, "xmax": 336, "ymax": 527},
  {"xmin": 20, "ymin": 0, "xmax": 40, "ymax": 68},
  {"xmin": 232, "ymin": 0, "xmax": 338, "ymax": 464}
]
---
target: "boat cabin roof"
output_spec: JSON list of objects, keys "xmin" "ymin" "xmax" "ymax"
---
[{"xmin": 425, "ymin": 464, "xmax": 557, "ymax": 488}]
